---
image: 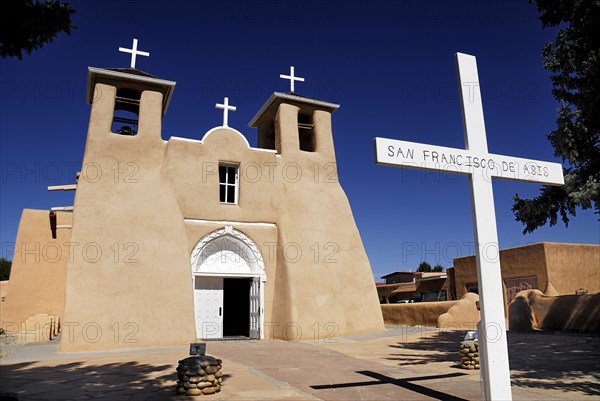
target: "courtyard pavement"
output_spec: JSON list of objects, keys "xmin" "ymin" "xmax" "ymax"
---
[{"xmin": 0, "ymin": 327, "xmax": 598, "ymax": 400}]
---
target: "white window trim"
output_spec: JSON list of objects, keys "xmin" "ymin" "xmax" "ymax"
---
[{"xmin": 219, "ymin": 163, "xmax": 239, "ymax": 205}]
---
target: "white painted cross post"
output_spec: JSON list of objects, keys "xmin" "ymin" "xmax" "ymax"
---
[
  {"xmin": 280, "ymin": 66, "xmax": 305, "ymax": 93},
  {"xmin": 118, "ymin": 38, "xmax": 150, "ymax": 69},
  {"xmin": 215, "ymin": 97, "xmax": 236, "ymax": 127},
  {"xmin": 374, "ymin": 53, "xmax": 564, "ymax": 401}
]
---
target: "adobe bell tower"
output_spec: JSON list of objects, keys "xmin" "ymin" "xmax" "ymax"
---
[
  {"xmin": 85, "ymin": 38, "xmax": 175, "ymax": 141},
  {"xmin": 244, "ymin": 67, "xmax": 385, "ymax": 340},
  {"xmin": 61, "ymin": 39, "xmax": 196, "ymax": 352}
]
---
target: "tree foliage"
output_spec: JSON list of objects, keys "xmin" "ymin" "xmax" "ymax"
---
[
  {"xmin": 432, "ymin": 264, "xmax": 444, "ymax": 272},
  {"xmin": 513, "ymin": 0, "xmax": 599, "ymax": 233},
  {"xmin": 0, "ymin": 0, "xmax": 76, "ymax": 60},
  {"xmin": 0, "ymin": 258, "xmax": 12, "ymax": 281},
  {"xmin": 417, "ymin": 262, "xmax": 432, "ymax": 272}
]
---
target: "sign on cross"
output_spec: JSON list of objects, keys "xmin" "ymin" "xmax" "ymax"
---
[
  {"xmin": 118, "ymin": 38, "xmax": 150, "ymax": 69},
  {"xmin": 374, "ymin": 52, "xmax": 564, "ymax": 401},
  {"xmin": 215, "ymin": 97, "xmax": 236, "ymax": 127}
]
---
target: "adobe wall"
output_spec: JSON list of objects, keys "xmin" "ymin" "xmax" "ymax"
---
[
  {"xmin": 61, "ymin": 87, "xmax": 196, "ymax": 351},
  {"xmin": 381, "ymin": 301, "xmax": 457, "ymax": 327},
  {"xmin": 453, "ymin": 243, "xmax": 550, "ymax": 314},
  {"xmin": 0, "ymin": 209, "xmax": 71, "ymax": 333},
  {"xmin": 543, "ymin": 243, "xmax": 600, "ymax": 295},
  {"xmin": 163, "ymin": 104, "xmax": 384, "ymax": 339},
  {"xmin": 269, "ymin": 105, "xmax": 384, "ymax": 338},
  {"xmin": 509, "ymin": 290, "xmax": 600, "ymax": 332},
  {"xmin": 452, "ymin": 243, "xmax": 599, "ymax": 318},
  {"xmin": 437, "ymin": 293, "xmax": 480, "ymax": 330},
  {"xmin": 0, "ymin": 279, "xmax": 8, "ymax": 329},
  {"xmin": 60, "ymin": 83, "xmax": 383, "ymax": 351}
]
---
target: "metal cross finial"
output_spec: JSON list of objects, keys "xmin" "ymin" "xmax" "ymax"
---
[
  {"xmin": 280, "ymin": 66, "xmax": 305, "ymax": 93},
  {"xmin": 118, "ymin": 38, "xmax": 150, "ymax": 69},
  {"xmin": 215, "ymin": 97, "xmax": 236, "ymax": 127}
]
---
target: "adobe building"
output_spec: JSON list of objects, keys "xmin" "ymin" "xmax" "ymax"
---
[
  {"xmin": 377, "ymin": 271, "xmax": 450, "ymax": 303},
  {"xmin": 1, "ymin": 62, "xmax": 384, "ymax": 351},
  {"xmin": 377, "ymin": 243, "xmax": 599, "ymax": 311},
  {"xmin": 452, "ymin": 242, "xmax": 600, "ymax": 313},
  {"xmin": 0, "ymin": 210, "xmax": 72, "ymax": 341}
]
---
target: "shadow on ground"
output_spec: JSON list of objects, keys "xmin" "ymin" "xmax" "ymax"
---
[
  {"xmin": 386, "ymin": 329, "xmax": 465, "ymax": 367},
  {"xmin": 0, "ymin": 360, "xmax": 195, "ymax": 400},
  {"xmin": 386, "ymin": 328, "xmax": 600, "ymax": 397},
  {"xmin": 311, "ymin": 370, "xmax": 469, "ymax": 401},
  {"xmin": 507, "ymin": 332, "xmax": 600, "ymax": 397}
]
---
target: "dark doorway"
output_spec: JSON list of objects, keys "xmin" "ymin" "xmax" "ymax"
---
[{"xmin": 223, "ymin": 278, "xmax": 251, "ymax": 337}]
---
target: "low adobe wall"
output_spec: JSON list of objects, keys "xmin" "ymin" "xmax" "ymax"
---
[
  {"xmin": 509, "ymin": 290, "xmax": 600, "ymax": 333},
  {"xmin": 381, "ymin": 301, "xmax": 458, "ymax": 327},
  {"xmin": 437, "ymin": 293, "xmax": 480, "ymax": 330},
  {"xmin": 381, "ymin": 293, "xmax": 481, "ymax": 329}
]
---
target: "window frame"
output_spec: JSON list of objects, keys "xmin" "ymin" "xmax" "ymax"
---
[{"xmin": 219, "ymin": 163, "xmax": 240, "ymax": 205}]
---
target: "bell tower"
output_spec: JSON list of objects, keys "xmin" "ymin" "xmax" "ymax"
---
[
  {"xmin": 245, "ymin": 67, "xmax": 385, "ymax": 340},
  {"xmin": 84, "ymin": 38, "xmax": 175, "ymax": 141},
  {"xmin": 61, "ymin": 39, "xmax": 196, "ymax": 352},
  {"xmin": 85, "ymin": 67, "xmax": 175, "ymax": 139},
  {"xmin": 249, "ymin": 65, "xmax": 339, "ymax": 163}
]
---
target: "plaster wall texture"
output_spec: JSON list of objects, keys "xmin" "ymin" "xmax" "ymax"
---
[
  {"xmin": 454, "ymin": 243, "xmax": 548, "ymax": 301},
  {"xmin": 381, "ymin": 301, "xmax": 458, "ymax": 327},
  {"xmin": 58, "ymin": 81, "xmax": 383, "ymax": 351},
  {"xmin": 0, "ymin": 209, "xmax": 71, "ymax": 333},
  {"xmin": 61, "ymin": 87, "xmax": 196, "ymax": 351},
  {"xmin": 509, "ymin": 289, "xmax": 600, "ymax": 332},
  {"xmin": 543, "ymin": 243, "xmax": 600, "ymax": 294},
  {"xmin": 437, "ymin": 293, "xmax": 480, "ymax": 330},
  {"xmin": 452, "ymin": 242, "xmax": 599, "ymax": 317},
  {"xmin": 0, "ymin": 278, "xmax": 8, "ymax": 331},
  {"xmin": 0, "ymin": 281, "xmax": 8, "ymax": 299}
]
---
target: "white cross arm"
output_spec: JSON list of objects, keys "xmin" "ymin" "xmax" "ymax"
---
[{"xmin": 375, "ymin": 137, "xmax": 564, "ymax": 186}]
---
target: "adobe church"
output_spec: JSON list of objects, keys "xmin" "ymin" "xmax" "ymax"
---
[{"xmin": 0, "ymin": 41, "xmax": 384, "ymax": 351}]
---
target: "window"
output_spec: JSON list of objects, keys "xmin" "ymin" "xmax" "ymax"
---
[{"xmin": 219, "ymin": 164, "xmax": 239, "ymax": 204}]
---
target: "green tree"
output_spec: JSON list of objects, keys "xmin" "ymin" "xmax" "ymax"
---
[
  {"xmin": 0, "ymin": 0, "xmax": 76, "ymax": 60},
  {"xmin": 417, "ymin": 261, "xmax": 432, "ymax": 272},
  {"xmin": 432, "ymin": 264, "xmax": 444, "ymax": 272},
  {"xmin": 0, "ymin": 258, "xmax": 12, "ymax": 281},
  {"xmin": 513, "ymin": 0, "xmax": 599, "ymax": 233}
]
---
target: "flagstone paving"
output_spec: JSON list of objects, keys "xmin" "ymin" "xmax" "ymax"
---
[{"xmin": 1, "ymin": 327, "xmax": 598, "ymax": 400}]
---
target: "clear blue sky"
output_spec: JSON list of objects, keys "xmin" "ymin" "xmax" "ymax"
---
[{"xmin": 1, "ymin": 0, "xmax": 598, "ymax": 280}]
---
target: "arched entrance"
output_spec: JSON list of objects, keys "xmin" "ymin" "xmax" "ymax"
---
[{"xmin": 190, "ymin": 226, "xmax": 266, "ymax": 339}]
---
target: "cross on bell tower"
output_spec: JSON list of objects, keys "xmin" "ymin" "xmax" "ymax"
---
[
  {"xmin": 118, "ymin": 38, "xmax": 150, "ymax": 69},
  {"xmin": 279, "ymin": 66, "xmax": 305, "ymax": 94}
]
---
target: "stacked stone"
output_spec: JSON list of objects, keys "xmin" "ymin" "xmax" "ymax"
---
[
  {"xmin": 176, "ymin": 355, "xmax": 223, "ymax": 396},
  {"xmin": 459, "ymin": 340, "xmax": 480, "ymax": 370}
]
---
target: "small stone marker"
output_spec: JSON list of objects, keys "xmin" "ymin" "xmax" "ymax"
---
[
  {"xmin": 374, "ymin": 52, "xmax": 565, "ymax": 401},
  {"xmin": 460, "ymin": 333, "xmax": 480, "ymax": 370},
  {"xmin": 176, "ymin": 355, "xmax": 223, "ymax": 396}
]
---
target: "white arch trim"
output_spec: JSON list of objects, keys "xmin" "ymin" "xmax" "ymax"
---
[
  {"xmin": 201, "ymin": 126, "xmax": 251, "ymax": 148},
  {"xmin": 190, "ymin": 226, "xmax": 267, "ymax": 281}
]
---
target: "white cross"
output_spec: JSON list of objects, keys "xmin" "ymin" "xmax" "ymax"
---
[
  {"xmin": 375, "ymin": 52, "xmax": 564, "ymax": 401},
  {"xmin": 280, "ymin": 66, "xmax": 305, "ymax": 93},
  {"xmin": 215, "ymin": 97, "xmax": 236, "ymax": 127},
  {"xmin": 118, "ymin": 38, "xmax": 150, "ymax": 69}
]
